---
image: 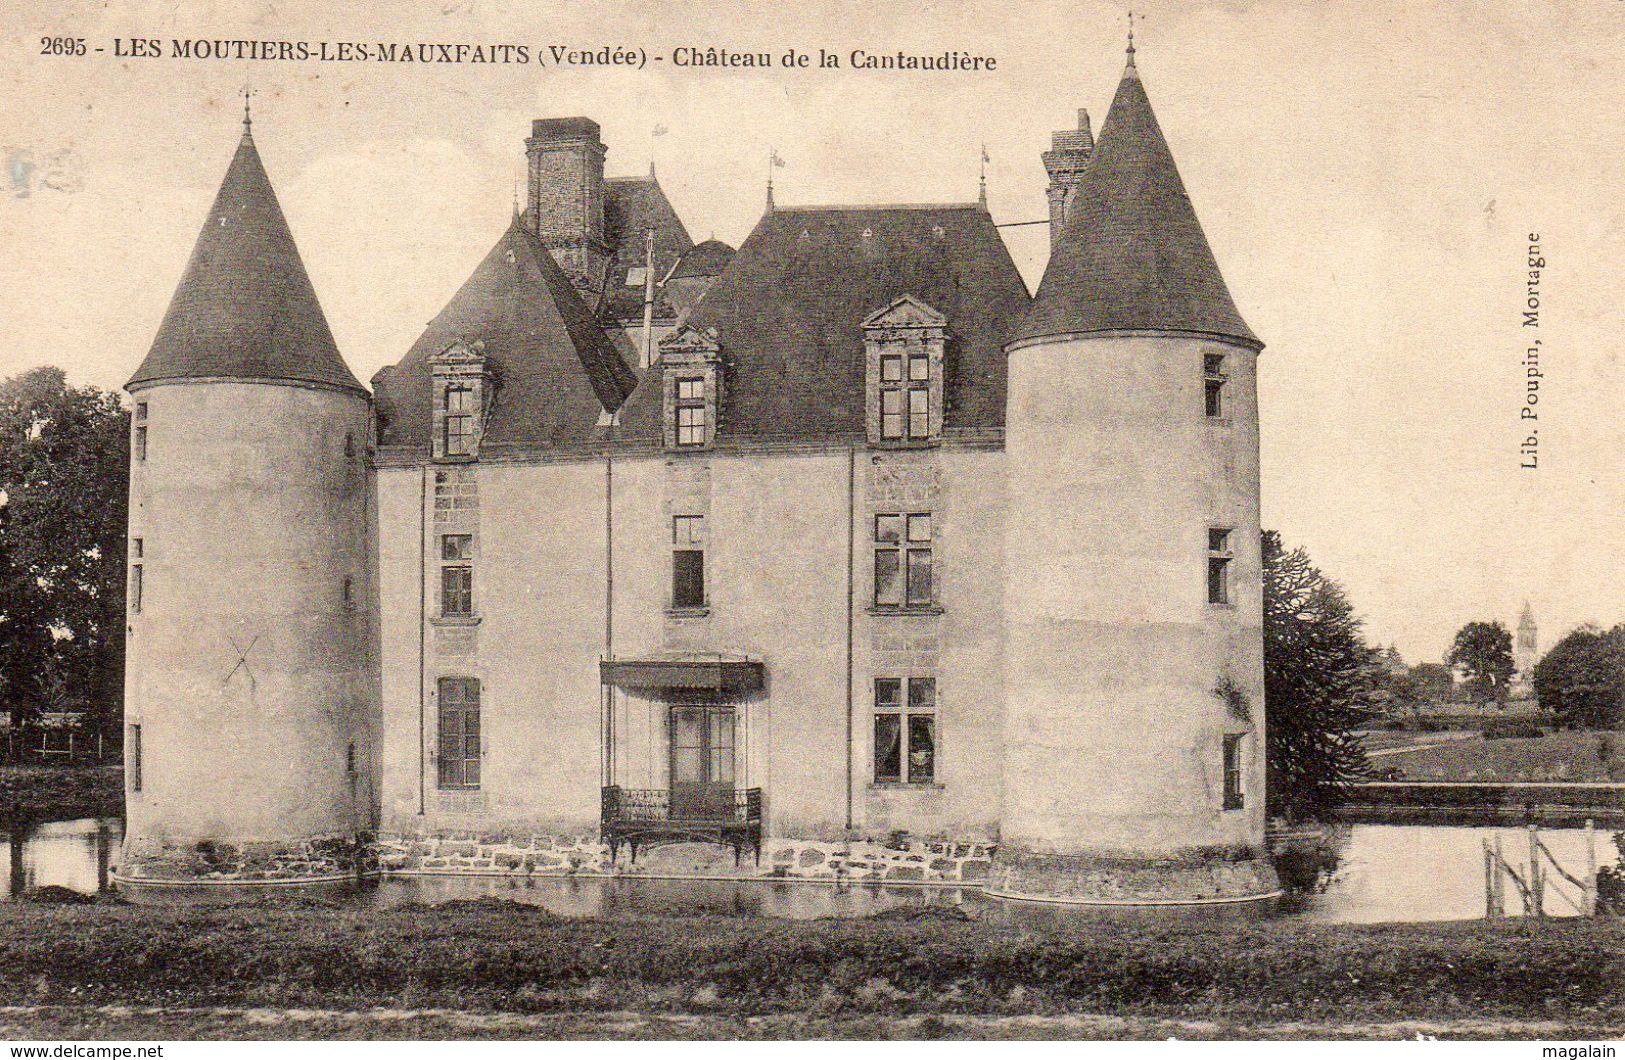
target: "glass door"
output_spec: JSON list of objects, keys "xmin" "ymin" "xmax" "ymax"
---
[{"xmin": 669, "ymin": 703, "xmax": 735, "ymax": 820}]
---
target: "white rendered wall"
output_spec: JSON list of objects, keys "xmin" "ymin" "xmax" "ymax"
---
[
  {"xmin": 123, "ymin": 380, "xmax": 374, "ymax": 847},
  {"xmin": 1001, "ymin": 333, "xmax": 1267, "ymax": 856}
]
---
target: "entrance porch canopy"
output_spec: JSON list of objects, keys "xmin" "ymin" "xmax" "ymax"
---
[{"xmin": 599, "ymin": 652, "xmax": 765, "ymax": 694}]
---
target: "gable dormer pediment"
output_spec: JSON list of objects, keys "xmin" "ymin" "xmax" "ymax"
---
[
  {"xmin": 862, "ymin": 294, "xmax": 947, "ymax": 330},
  {"xmin": 430, "ymin": 339, "xmax": 488, "ymax": 368},
  {"xmin": 658, "ymin": 323, "xmax": 721, "ymax": 360}
]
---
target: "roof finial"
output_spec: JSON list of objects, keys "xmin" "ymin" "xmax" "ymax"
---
[
  {"xmin": 512, "ymin": 178, "xmax": 520, "ymax": 220},
  {"xmin": 240, "ymin": 85, "xmax": 256, "ymax": 140},
  {"xmin": 767, "ymin": 147, "xmax": 784, "ymax": 213},
  {"xmin": 978, "ymin": 143, "xmax": 989, "ymax": 210},
  {"xmin": 1127, "ymin": 10, "xmax": 1137, "ymax": 65}
]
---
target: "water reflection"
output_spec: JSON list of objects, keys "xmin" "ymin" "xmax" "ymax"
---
[
  {"xmin": 1285, "ymin": 823, "xmax": 1603, "ymax": 923},
  {"xmin": 0, "ymin": 818, "xmax": 122, "ymax": 900},
  {"xmin": 3, "ymin": 818, "xmax": 1610, "ymax": 925}
]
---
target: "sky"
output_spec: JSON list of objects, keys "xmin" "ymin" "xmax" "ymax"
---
[{"xmin": 1, "ymin": 0, "xmax": 1620, "ymax": 665}]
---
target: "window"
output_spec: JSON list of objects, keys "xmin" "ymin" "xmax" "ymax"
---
[
  {"xmin": 874, "ymin": 677, "xmax": 936, "ymax": 784},
  {"xmin": 874, "ymin": 513, "xmax": 932, "ymax": 609},
  {"xmin": 342, "ymin": 576, "xmax": 353, "ymax": 604},
  {"xmin": 129, "ymin": 538, "xmax": 143, "ymax": 615},
  {"xmin": 1223, "ymin": 734, "xmax": 1244, "ymax": 809},
  {"xmin": 437, "ymin": 677, "xmax": 481, "ymax": 789},
  {"xmin": 128, "ymin": 724, "xmax": 142, "ymax": 793},
  {"xmin": 346, "ymin": 741, "xmax": 357, "ymax": 775},
  {"xmin": 344, "ymin": 431, "xmax": 355, "ymax": 458},
  {"xmin": 133, "ymin": 402, "xmax": 148, "ymax": 462},
  {"xmin": 443, "ymin": 384, "xmax": 476, "ymax": 456},
  {"xmin": 1204, "ymin": 354, "xmax": 1226, "ymax": 418},
  {"xmin": 879, "ymin": 354, "xmax": 931, "ymax": 441},
  {"xmin": 675, "ymin": 377, "xmax": 707, "ymax": 447},
  {"xmin": 440, "ymin": 534, "xmax": 473, "ymax": 617},
  {"xmin": 1207, "ymin": 527, "xmax": 1233, "ymax": 605},
  {"xmin": 671, "ymin": 515, "xmax": 705, "ymax": 609}
]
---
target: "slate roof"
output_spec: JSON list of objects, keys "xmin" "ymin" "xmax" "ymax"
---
[
  {"xmin": 600, "ymin": 175, "xmax": 694, "ymax": 321},
  {"xmin": 1016, "ymin": 60, "xmax": 1258, "ymax": 347},
  {"xmin": 616, "ymin": 203, "xmax": 1030, "ymax": 442},
  {"xmin": 671, "ymin": 238, "xmax": 736, "ymax": 279},
  {"xmin": 372, "ymin": 218, "xmax": 637, "ymax": 449},
  {"xmin": 129, "ymin": 126, "xmax": 362, "ymax": 393}
]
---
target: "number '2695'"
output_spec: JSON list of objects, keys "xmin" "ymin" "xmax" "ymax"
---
[{"xmin": 41, "ymin": 37, "xmax": 88, "ymax": 56}]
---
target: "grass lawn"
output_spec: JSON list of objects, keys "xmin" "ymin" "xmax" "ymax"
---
[
  {"xmin": 0, "ymin": 764, "xmax": 123, "ymax": 820},
  {"xmin": 1374, "ymin": 730, "xmax": 1624, "ymax": 783},
  {"xmin": 0, "ymin": 899, "xmax": 1620, "ymax": 1039}
]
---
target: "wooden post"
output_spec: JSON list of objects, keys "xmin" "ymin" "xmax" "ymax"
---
[
  {"xmin": 1527, "ymin": 824, "xmax": 1544, "ymax": 918},
  {"xmin": 1584, "ymin": 819, "xmax": 1598, "ymax": 916},
  {"xmin": 1492, "ymin": 832, "xmax": 1506, "ymax": 917},
  {"xmin": 1483, "ymin": 840, "xmax": 1497, "ymax": 919}
]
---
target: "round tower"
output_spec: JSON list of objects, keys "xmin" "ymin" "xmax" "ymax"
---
[
  {"xmin": 991, "ymin": 48, "xmax": 1278, "ymax": 903},
  {"xmin": 120, "ymin": 113, "xmax": 375, "ymax": 884}
]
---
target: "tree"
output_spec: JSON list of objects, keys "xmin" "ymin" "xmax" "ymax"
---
[
  {"xmin": 1446, "ymin": 621, "xmax": 1515, "ymax": 705},
  {"xmin": 0, "ymin": 367, "xmax": 129, "ymax": 734},
  {"xmin": 1533, "ymin": 624, "xmax": 1625, "ymax": 730},
  {"xmin": 1262, "ymin": 530, "xmax": 1374, "ymax": 821},
  {"xmin": 1409, "ymin": 662, "xmax": 1457, "ymax": 705}
]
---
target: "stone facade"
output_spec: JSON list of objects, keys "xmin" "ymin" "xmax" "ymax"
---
[{"xmin": 374, "ymin": 831, "xmax": 995, "ymax": 884}]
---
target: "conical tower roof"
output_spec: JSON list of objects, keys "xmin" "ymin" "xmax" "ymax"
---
[
  {"xmin": 129, "ymin": 120, "xmax": 362, "ymax": 393},
  {"xmin": 1015, "ymin": 55, "xmax": 1258, "ymax": 348}
]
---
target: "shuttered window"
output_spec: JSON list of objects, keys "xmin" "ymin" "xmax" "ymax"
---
[{"xmin": 437, "ymin": 677, "xmax": 481, "ymax": 789}]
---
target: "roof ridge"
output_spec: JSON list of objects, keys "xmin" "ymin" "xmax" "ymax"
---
[{"xmin": 775, "ymin": 202, "xmax": 982, "ymax": 213}]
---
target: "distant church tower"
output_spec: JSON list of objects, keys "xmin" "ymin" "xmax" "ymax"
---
[
  {"xmin": 120, "ymin": 110, "xmax": 376, "ymax": 883},
  {"xmin": 1515, "ymin": 602, "xmax": 1539, "ymax": 689},
  {"xmin": 992, "ymin": 41, "xmax": 1279, "ymax": 902}
]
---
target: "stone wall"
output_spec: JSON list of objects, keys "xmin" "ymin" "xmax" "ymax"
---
[
  {"xmin": 121, "ymin": 832, "xmax": 376, "ymax": 883},
  {"xmin": 374, "ymin": 830, "xmax": 995, "ymax": 883}
]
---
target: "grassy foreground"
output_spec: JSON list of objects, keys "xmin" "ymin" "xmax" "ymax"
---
[{"xmin": 0, "ymin": 900, "xmax": 1621, "ymax": 1038}]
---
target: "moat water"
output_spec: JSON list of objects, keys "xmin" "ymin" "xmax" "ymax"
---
[{"xmin": 1, "ymin": 818, "xmax": 1608, "ymax": 924}]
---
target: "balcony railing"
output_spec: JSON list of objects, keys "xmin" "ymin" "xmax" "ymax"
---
[{"xmin": 601, "ymin": 785, "xmax": 763, "ymax": 865}]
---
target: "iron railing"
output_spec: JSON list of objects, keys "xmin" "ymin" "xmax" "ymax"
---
[{"xmin": 601, "ymin": 785, "xmax": 763, "ymax": 865}]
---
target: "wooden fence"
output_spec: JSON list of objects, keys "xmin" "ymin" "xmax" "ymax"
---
[
  {"xmin": 0, "ymin": 729, "xmax": 120, "ymax": 763},
  {"xmin": 1483, "ymin": 822, "xmax": 1601, "ymax": 917}
]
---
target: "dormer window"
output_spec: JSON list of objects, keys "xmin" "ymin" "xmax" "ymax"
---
[
  {"xmin": 675, "ymin": 378, "xmax": 707, "ymax": 447},
  {"xmin": 444, "ymin": 384, "xmax": 476, "ymax": 455},
  {"xmin": 656, "ymin": 324, "xmax": 723, "ymax": 451},
  {"xmin": 879, "ymin": 353, "xmax": 931, "ymax": 441},
  {"xmin": 429, "ymin": 340, "xmax": 492, "ymax": 461},
  {"xmin": 863, "ymin": 295, "xmax": 947, "ymax": 447}
]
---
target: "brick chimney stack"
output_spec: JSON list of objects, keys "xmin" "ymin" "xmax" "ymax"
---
[
  {"xmin": 525, "ymin": 117, "xmax": 612, "ymax": 290},
  {"xmin": 1042, "ymin": 109, "xmax": 1094, "ymax": 247}
]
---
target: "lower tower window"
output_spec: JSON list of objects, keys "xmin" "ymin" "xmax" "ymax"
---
[
  {"xmin": 1222, "ymin": 733, "xmax": 1244, "ymax": 810},
  {"xmin": 1207, "ymin": 527, "xmax": 1233, "ymax": 605}
]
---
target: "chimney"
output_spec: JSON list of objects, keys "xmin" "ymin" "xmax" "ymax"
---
[
  {"xmin": 1042, "ymin": 109, "xmax": 1094, "ymax": 248},
  {"xmin": 525, "ymin": 117, "xmax": 611, "ymax": 290}
]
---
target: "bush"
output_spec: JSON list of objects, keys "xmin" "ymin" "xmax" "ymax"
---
[{"xmin": 1482, "ymin": 724, "xmax": 1548, "ymax": 741}]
